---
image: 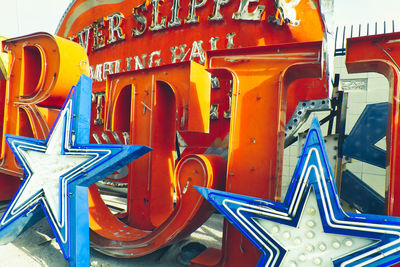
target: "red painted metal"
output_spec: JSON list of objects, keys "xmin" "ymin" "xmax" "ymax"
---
[
  {"xmin": 105, "ymin": 61, "xmax": 212, "ymax": 230},
  {"xmin": 54, "ymin": 0, "xmax": 328, "ymax": 259},
  {"xmin": 191, "ymin": 41, "xmax": 323, "ymax": 266},
  {"xmin": 57, "ymin": 0, "xmax": 325, "ymax": 92},
  {"xmin": 0, "ymin": 78, "xmax": 20, "ymax": 200},
  {"xmin": 89, "ymin": 153, "xmax": 226, "ymax": 257},
  {"xmin": 84, "ymin": 61, "xmax": 228, "ymax": 256},
  {"xmin": 0, "ymin": 33, "xmax": 89, "ymax": 200},
  {"xmin": 345, "ymin": 32, "xmax": 400, "ymax": 217}
]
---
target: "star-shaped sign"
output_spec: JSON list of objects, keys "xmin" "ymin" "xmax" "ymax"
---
[
  {"xmin": 196, "ymin": 118, "xmax": 400, "ymax": 266},
  {"xmin": 0, "ymin": 75, "xmax": 150, "ymax": 266}
]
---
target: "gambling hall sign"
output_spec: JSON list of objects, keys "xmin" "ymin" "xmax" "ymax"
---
[{"xmin": 57, "ymin": 0, "xmax": 323, "ymax": 87}]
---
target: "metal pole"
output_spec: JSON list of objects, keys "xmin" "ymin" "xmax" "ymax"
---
[{"xmin": 335, "ymin": 91, "xmax": 348, "ymax": 196}]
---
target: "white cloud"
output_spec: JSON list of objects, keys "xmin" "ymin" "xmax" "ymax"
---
[
  {"xmin": 335, "ymin": 0, "xmax": 400, "ymax": 27},
  {"xmin": 0, "ymin": 0, "xmax": 399, "ymax": 38},
  {"xmin": 0, "ymin": 0, "xmax": 71, "ymax": 38}
]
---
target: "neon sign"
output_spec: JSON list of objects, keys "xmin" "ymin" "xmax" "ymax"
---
[
  {"xmin": 0, "ymin": 75, "xmax": 150, "ymax": 266},
  {"xmin": 197, "ymin": 119, "xmax": 400, "ymax": 266},
  {"xmin": 58, "ymin": 0, "xmax": 324, "ymax": 86},
  {"xmin": 54, "ymin": 0, "xmax": 329, "ymax": 262}
]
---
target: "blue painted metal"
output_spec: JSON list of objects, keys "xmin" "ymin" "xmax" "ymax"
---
[
  {"xmin": 342, "ymin": 102, "xmax": 388, "ymax": 168},
  {"xmin": 340, "ymin": 170, "xmax": 385, "ymax": 215},
  {"xmin": 197, "ymin": 118, "xmax": 400, "ymax": 266},
  {"xmin": 0, "ymin": 75, "xmax": 151, "ymax": 266}
]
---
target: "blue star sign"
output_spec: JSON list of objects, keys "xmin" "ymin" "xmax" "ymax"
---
[
  {"xmin": 0, "ymin": 75, "xmax": 150, "ymax": 267},
  {"xmin": 197, "ymin": 118, "xmax": 400, "ymax": 266}
]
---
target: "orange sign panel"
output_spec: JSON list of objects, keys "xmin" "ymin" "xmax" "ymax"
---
[
  {"xmin": 57, "ymin": 0, "xmax": 324, "ymax": 90},
  {"xmin": 54, "ymin": 0, "xmax": 328, "ymax": 260},
  {"xmin": 0, "ymin": 33, "xmax": 89, "ymax": 200}
]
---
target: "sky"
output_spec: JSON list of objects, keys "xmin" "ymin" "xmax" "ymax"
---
[
  {"xmin": 0, "ymin": 0, "xmax": 71, "ymax": 38},
  {"xmin": 334, "ymin": 0, "xmax": 400, "ymax": 26},
  {"xmin": 0, "ymin": 0, "xmax": 399, "ymax": 38}
]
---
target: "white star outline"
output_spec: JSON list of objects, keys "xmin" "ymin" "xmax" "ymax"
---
[
  {"xmin": 198, "ymin": 119, "xmax": 400, "ymax": 266},
  {"xmin": 0, "ymin": 98, "xmax": 114, "ymax": 245}
]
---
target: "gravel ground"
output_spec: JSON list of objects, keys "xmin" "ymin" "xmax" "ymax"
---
[{"xmin": 0, "ymin": 202, "xmax": 223, "ymax": 267}]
